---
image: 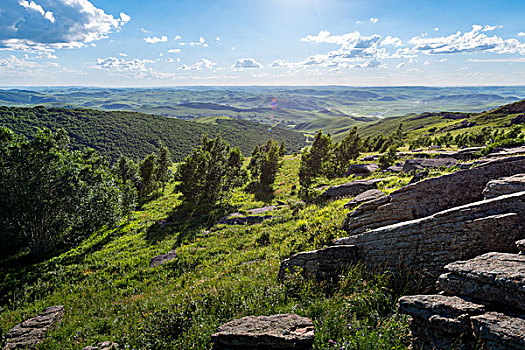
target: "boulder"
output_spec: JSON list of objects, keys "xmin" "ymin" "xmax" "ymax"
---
[
  {"xmin": 150, "ymin": 249, "xmax": 177, "ymax": 268},
  {"xmin": 336, "ymin": 191, "xmax": 525, "ymax": 283},
  {"xmin": 320, "ymin": 178, "xmax": 383, "ymax": 199},
  {"xmin": 343, "ymin": 189, "xmax": 385, "ymax": 209},
  {"xmin": 4, "ymin": 305, "xmax": 64, "ymax": 349},
  {"xmin": 278, "ymin": 245, "xmax": 357, "ymax": 280},
  {"xmin": 402, "ymin": 158, "xmax": 457, "ymax": 172},
  {"xmin": 398, "ymin": 295, "xmax": 484, "ymax": 350},
  {"xmin": 510, "ymin": 114, "xmax": 525, "ymax": 125},
  {"xmin": 408, "ymin": 170, "xmax": 429, "ymax": 184},
  {"xmin": 211, "ymin": 314, "xmax": 314, "ymax": 350},
  {"xmin": 82, "ymin": 341, "xmax": 120, "ymax": 350},
  {"xmin": 483, "ymin": 173, "xmax": 525, "ymax": 199},
  {"xmin": 436, "ymin": 252, "xmax": 525, "ymax": 312},
  {"xmin": 343, "ymin": 156, "xmax": 525, "ymax": 236},
  {"xmin": 471, "ymin": 312, "xmax": 525, "ymax": 350},
  {"xmin": 385, "ymin": 165, "xmax": 403, "ymax": 173},
  {"xmin": 346, "ymin": 163, "xmax": 379, "ymax": 175}
]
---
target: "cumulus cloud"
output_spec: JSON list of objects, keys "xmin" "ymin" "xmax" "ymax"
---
[
  {"xmin": 1, "ymin": 0, "xmax": 130, "ymax": 51},
  {"xmin": 381, "ymin": 36, "xmax": 403, "ymax": 47},
  {"xmin": 0, "ymin": 54, "xmax": 40, "ymax": 69},
  {"xmin": 519, "ymin": 32, "xmax": 525, "ymax": 37},
  {"xmin": 144, "ymin": 36, "xmax": 168, "ymax": 44},
  {"xmin": 168, "ymin": 48, "xmax": 181, "ymax": 53},
  {"xmin": 178, "ymin": 58, "xmax": 216, "ymax": 71},
  {"xmin": 370, "ymin": 17, "xmax": 378, "ymax": 23},
  {"xmin": 232, "ymin": 58, "xmax": 263, "ymax": 69},
  {"xmin": 174, "ymin": 35, "xmax": 182, "ymax": 41},
  {"xmin": 95, "ymin": 56, "xmax": 174, "ymax": 79},
  {"xmin": 189, "ymin": 37, "xmax": 207, "ymax": 47},
  {"xmin": 408, "ymin": 24, "xmax": 525, "ymax": 55}
]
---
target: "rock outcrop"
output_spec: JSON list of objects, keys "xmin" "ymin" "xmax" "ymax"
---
[
  {"xmin": 150, "ymin": 249, "xmax": 178, "ymax": 268},
  {"xmin": 399, "ymin": 241, "xmax": 525, "ymax": 350},
  {"xmin": 402, "ymin": 158, "xmax": 457, "ymax": 172},
  {"xmin": 211, "ymin": 314, "xmax": 314, "ymax": 350},
  {"xmin": 483, "ymin": 173, "xmax": 525, "ymax": 199},
  {"xmin": 436, "ymin": 252, "xmax": 525, "ymax": 312},
  {"xmin": 82, "ymin": 341, "xmax": 120, "ymax": 350},
  {"xmin": 343, "ymin": 156, "xmax": 525, "ymax": 236},
  {"xmin": 320, "ymin": 179, "xmax": 383, "ymax": 199},
  {"xmin": 335, "ymin": 192, "xmax": 525, "ymax": 282},
  {"xmin": 343, "ymin": 189, "xmax": 384, "ymax": 209},
  {"xmin": 4, "ymin": 305, "xmax": 64, "ymax": 349},
  {"xmin": 278, "ymin": 245, "xmax": 357, "ymax": 280}
]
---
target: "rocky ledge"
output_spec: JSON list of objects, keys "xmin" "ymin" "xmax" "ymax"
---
[
  {"xmin": 483, "ymin": 173, "xmax": 525, "ymax": 199},
  {"xmin": 4, "ymin": 305, "xmax": 64, "ymax": 349},
  {"xmin": 320, "ymin": 178, "xmax": 383, "ymax": 199},
  {"xmin": 211, "ymin": 314, "xmax": 315, "ymax": 350}
]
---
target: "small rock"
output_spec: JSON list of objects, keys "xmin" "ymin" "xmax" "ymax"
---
[
  {"xmin": 320, "ymin": 178, "xmax": 383, "ymax": 199},
  {"xmin": 82, "ymin": 341, "xmax": 120, "ymax": 350},
  {"xmin": 149, "ymin": 249, "xmax": 177, "ymax": 268},
  {"xmin": 408, "ymin": 170, "xmax": 429, "ymax": 184},
  {"xmin": 211, "ymin": 314, "xmax": 314, "ymax": 350},
  {"xmin": 346, "ymin": 163, "xmax": 379, "ymax": 175}
]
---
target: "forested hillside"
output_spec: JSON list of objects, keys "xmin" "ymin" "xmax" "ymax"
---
[{"xmin": 0, "ymin": 106, "xmax": 306, "ymax": 162}]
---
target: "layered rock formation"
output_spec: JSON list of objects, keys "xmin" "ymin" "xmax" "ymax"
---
[
  {"xmin": 483, "ymin": 173, "xmax": 525, "ymax": 199},
  {"xmin": 399, "ymin": 242, "xmax": 525, "ymax": 350},
  {"xmin": 402, "ymin": 158, "xmax": 457, "ymax": 172},
  {"xmin": 211, "ymin": 314, "xmax": 314, "ymax": 350},
  {"xmin": 4, "ymin": 305, "xmax": 64, "ymax": 349},
  {"xmin": 343, "ymin": 189, "xmax": 384, "ymax": 209},
  {"xmin": 343, "ymin": 156, "xmax": 525, "ymax": 236}
]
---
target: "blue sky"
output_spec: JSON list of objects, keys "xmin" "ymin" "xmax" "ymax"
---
[{"xmin": 0, "ymin": 0, "xmax": 524, "ymax": 86}]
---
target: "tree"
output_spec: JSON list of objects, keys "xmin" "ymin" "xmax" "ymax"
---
[
  {"xmin": 174, "ymin": 135, "xmax": 246, "ymax": 211},
  {"xmin": 378, "ymin": 145, "xmax": 399, "ymax": 169},
  {"xmin": 138, "ymin": 154, "xmax": 158, "ymax": 203},
  {"xmin": 0, "ymin": 127, "xmax": 123, "ymax": 257},
  {"xmin": 155, "ymin": 144, "xmax": 172, "ymax": 193},
  {"xmin": 248, "ymin": 139, "xmax": 283, "ymax": 200},
  {"xmin": 332, "ymin": 127, "xmax": 361, "ymax": 176},
  {"xmin": 298, "ymin": 131, "xmax": 333, "ymax": 194}
]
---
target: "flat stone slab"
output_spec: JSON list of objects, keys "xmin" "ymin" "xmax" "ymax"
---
[
  {"xmin": 278, "ymin": 245, "xmax": 357, "ymax": 280},
  {"xmin": 149, "ymin": 249, "xmax": 177, "ymax": 268},
  {"xmin": 403, "ymin": 158, "xmax": 457, "ymax": 172},
  {"xmin": 471, "ymin": 312, "xmax": 525, "ymax": 350},
  {"xmin": 343, "ymin": 189, "xmax": 385, "ymax": 209},
  {"xmin": 346, "ymin": 163, "xmax": 379, "ymax": 175},
  {"xmin": 437, "ymin": 252, "xmax": 525, "ymax": 312},
  {"xmin": 5, "ymin": 305, "xmax": 64, "ymax": 349},
  {"xmin": 483, "ymin": 173, "xmax": 525, "ymax": 199},
  {"xmin": 211, "ymin": 314, "xmax": 314, "ymax": 350},
  {"xmin": 321, "ymin": 178, "xmax": 383, "ymax": 199}
]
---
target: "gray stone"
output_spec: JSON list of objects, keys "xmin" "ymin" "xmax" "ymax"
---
[
  {"xmin": 4, "ymin": 305, "xmax": 64, "ymax": 349},
  {"xmin": 483, "ymin": 173, "xmax": 525, "ymax": 199},
  {"xmin": 82, "ymin": 341, "xmax": 120, "ymax": 350},
  {"xmin": 398, "ymin": 295, "xmax": 484, "ymax": 350},
  {"xmin": 343, "ymin": 189, "xmax": 385, "ymax": 209},
  {"xmin": 211, "ymin": 314, "xmax": 314, "ymax": 350},
  {"xmin": 320, "ymin": 178, "xmax": 383, "ymax": 199},
  {"xmin": 346, "ymin": 163, "xmax": 379, "ymax": 175},
  {"xmin": 471, "ymin": 312, "xmax": 525, "ymax": 350},
  {"xmin": 218, "ymin": 215, "xmax": 273, "ymax": 225},
  {"xmin": 149, "ymin": 249, "xmax": 177, "ymax": 268},
  {"xmin": 437, "ymin": 252, "xmax": 525, "ymax": 312},
  {"xmin": 402, "ymin": 158, "xmax": 458, "ymax": 172},
  {"xmin": 385, "ymin": 165, "xmax": 403, "ymax": 173},
  {"xmin": 343, "ymin": 156, "xmax": 525, "ymax": 236},
  {"xmin": 336, "ymin": 192, "xmax": 525, "ymax": 284},
  {"xmin": 278, "ymin": 245, "xmax": 357, "ymax": 280}
]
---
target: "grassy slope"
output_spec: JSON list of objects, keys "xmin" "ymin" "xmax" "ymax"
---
[
  {"xmin": 0, "ymin": 157, "xmax": 421, "ymax": 350},
  {"xmin": 0, "ymin": 106, "xmax": 306, "ymax": 162}
]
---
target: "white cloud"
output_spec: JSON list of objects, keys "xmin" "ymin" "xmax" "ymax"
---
[
  {"xmin": 232, "ymin": 58, "xmax": 263, "ymax": 69},
  {"xmin": 468, "ymin": 57, "xmax": 525, "ymax": 63},
  {"xmin": 168, "ymin": 48, "xmax": 181, "ymax": 53},
  {"xmin": 381, "ymin": 36, "xmax": 403, "ymax": 47},
  {"xmin": 519, "ymin": 32, "xmax": 525, "ymax": 37},
  {"xmin": 440, "ymin": 58, "xmax": 448, "ymax": 62},
  {"xmin": 189, "ymin": 37, "xmax": 207, "ymax": 47},
  {"xmin": 396, "ymin": 62, "xmax": 406, "ymax": 69},
  {"xmin": 174, "ymin": 35, "xmax": 182, "ymax": 41},
  {"xmin": 424, "ymin": 60, "xmax": 430, "ymax": 65},
  {"xmin": 370, "ymin": 17, "xmax": 378, "ymax": 24},
  {"xmin": 18, "ymin": 1, "xmax": 55, "ymax": 23},
  {"xmin": 95, "ymin": 56, "xmax": 174, "ymax": 79},
  {"xmin": 0, "ymin": 54, "xmax": 39, "ymax": 69},
  {"xmin": 269, "ymin": 59, "xmax": 289, "ymax": 68},
  {"xmin": 178, "ymin": 58, "xmax": 216, "ymax": 71},
  {"xmin": 482, "ymin": 24, "xmax": 502, "ymax": 32},
  {"xmin": 216, "ymin": 37, "xmax": 221, "ymax": 41},
  {"xmin": 166, "ymin": 58, "xmax": 174, "ymax": 63},
  {"xmin": 434, "ymin": 27, "xmax": 439, "ymax": 31},
  {"xmin": 409, "ymin": 25, "xmax": 525, "ymax": 55},
  {"xmin": 1, "ymin": 0, "xmax": 129, "ymax": 51},
  {"xmin": 119, "ymin": 52, "xmax": 127, "ymax": 57},
  {"xmin": 119, "ymin": 12, "xmax": 131, "ymax": 24},
  {"xmin": 144, "ymin": 36, "xmax": 168, "ymax": 44}
]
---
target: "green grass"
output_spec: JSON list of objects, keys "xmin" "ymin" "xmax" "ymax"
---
[{"xmin": 0, "ymin": 156, "xmax": 432, "ymax": 349}]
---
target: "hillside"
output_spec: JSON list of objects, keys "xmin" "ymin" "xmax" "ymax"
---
[{"xmin": 0, "ymin": 106, "xmax": 306, "ymax": 162}]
